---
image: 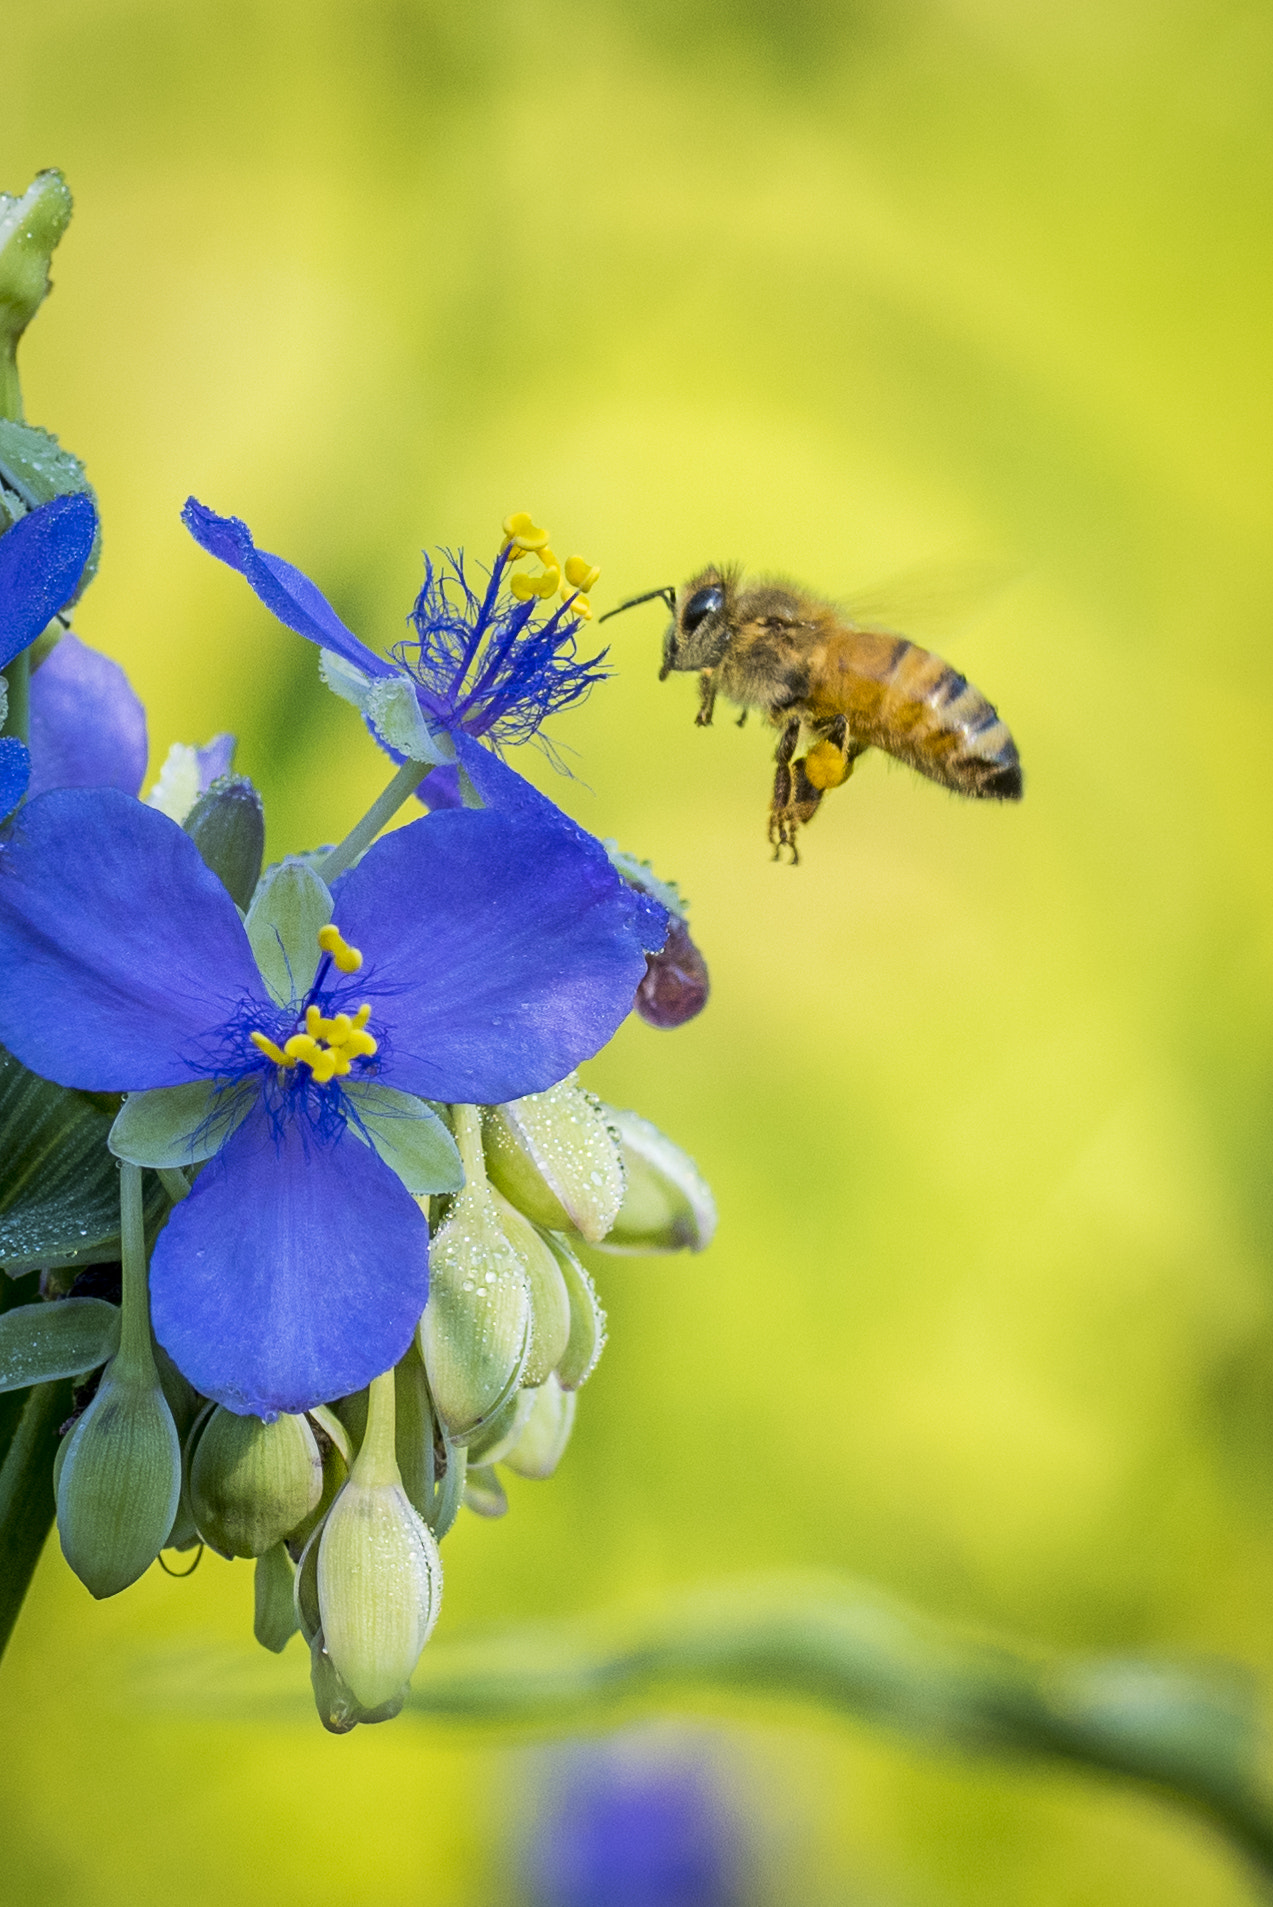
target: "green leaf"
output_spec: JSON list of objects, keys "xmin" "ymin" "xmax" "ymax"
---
[
  {"xmin": 245, "ymin": 859, "xmax": 333, "ymax": 1006},
  {"xmin": 109, "ymin": 1078, "xmax": 254, "ymax": 1169},
  {"xmin": 0, "ymin": 1046, "xmax": 121, "ymax": 1272},
  {"xmin": 343, "ymin": 1082, "xmax": 464, "ymax": 1196},
  {"xmin": 0, "ymin": 1297, "xmax": 120, "ymax": 1392}
]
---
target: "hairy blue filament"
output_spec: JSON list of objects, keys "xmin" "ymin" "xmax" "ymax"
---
[{"xmin": 393, "ymin": 545, "xmax": 610, "ymax": 748}]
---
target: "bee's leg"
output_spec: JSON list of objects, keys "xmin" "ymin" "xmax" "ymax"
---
[
  {"xmin": 694, "ymin": 671, "xmax": 717, "ymax": 727},
  {"xmin": 802, "ymin": 716, "xmax": 862, "ymax": 794},
  {"xmin": 768, "ymin": 718, "xmax": 803, "ymax": 861},
  {"xmin": 736, "ymin": 708, "xmax": 748, "ymax": 728}
]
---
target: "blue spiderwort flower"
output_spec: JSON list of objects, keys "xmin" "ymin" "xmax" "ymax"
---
[
  {"xmin": 28, "ymin": 633, "xmax": 148, "ymax": 799},
  {"xmin": 0, "ymin": 490, "xmax": 98, "ymax": 811},
  {"xmin": 0, "ymin": 784, "xmax": 659, "ymax": 1417},
  {"xmin": 526, "ymin": 1742, "xmax": 744, "ymax": 1907},
  {"xmin": 180, "ymin": 498, "xmax": 609, "ymax": 774}
]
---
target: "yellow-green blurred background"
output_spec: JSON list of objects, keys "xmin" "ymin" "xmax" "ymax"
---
[{"xmin": 4, "ymin": 0, "xmax": 1273, "ymax": 1899}]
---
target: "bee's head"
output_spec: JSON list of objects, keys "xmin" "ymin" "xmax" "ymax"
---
[{"xmin": 660, "ymin": 570, "xmax": 734, "ymax": 678}]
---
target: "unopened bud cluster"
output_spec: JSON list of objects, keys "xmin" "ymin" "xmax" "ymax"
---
[{"xmin": 43, "ymin": 1074, "xmax": 713, "ymax": 1732}]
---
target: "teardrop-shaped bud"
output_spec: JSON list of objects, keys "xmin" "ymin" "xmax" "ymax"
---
[
  {"xmin": 419, "ymin": 1125, "xmax": 530, "ymax": 1441},
  {"xmin": 56, "ymin": 1363, "xmax": 182, "ymax": 1598},
  {"xmin": 309, "ymin": 1633, "xmax": 406, "ymax": 1734},
  {"xmin": 183, "ymin": 774, "xmax": 265, "ymax": 911},
  {"xmin": 545, "ymin": 1232, "xmax": 607, "ymax": 1390},
  {"xmin": 254, "ymin": 1540, "xmax": 298, "ymax": 1654},
  {"xmin": 317, "ymin": 1370, "xmax": 443, "ymax": 1710},
  {"xmin": 502, "ymin": 1374, "xmax": 576, "ymax": 1481},
  {"xmin": 482, "ymin": 1076, "xmax": 624, "ymax": 1243},
  {"xmin": 592, "ymin": 1108, "xmax": 716, "ymax": 1255},
  {"xmin": 634, "ymin": 914, "xmax": 710, "ymax": 1028},
  {"xmin": 463, "ymin": 1464, "xmax": 508, "ymax": 1517},
  {"xmin": 491, "ymin": 1190, "xmax": 571, "ymax": 1387},
  {"xmin": 189, "ymin": 1407, "xmax": 322, "ymax": 1558}
]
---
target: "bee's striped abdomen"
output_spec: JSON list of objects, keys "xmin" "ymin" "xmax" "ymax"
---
[{"xmin": 814, "ymin": 629, "xmax": 1022, "ymax": 801}]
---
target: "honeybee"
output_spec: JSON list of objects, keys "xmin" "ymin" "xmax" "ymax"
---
[{"xmin": 600, "ymin": 566, "xmax": 1023, "ymax": 860}]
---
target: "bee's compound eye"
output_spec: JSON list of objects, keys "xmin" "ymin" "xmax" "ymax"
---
[{"xmin": 682, "ymin": 584, "xmax": 725, "ymax": 634}]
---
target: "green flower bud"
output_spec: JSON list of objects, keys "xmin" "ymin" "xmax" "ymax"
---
[
  {"xmin": 463, "ymin": 1385, "xmax": 533, "ymax": 1466},
  {"xmin": 502, "ymin": 1374, "xmax": 576, "ymax": 1481},
  {"xmin": 284, "ymin": 1404, "xmax": 351, "ymax": 1556},
  {"xmin": 55, "ymin": 1163, "xmax": 181, "ymax": 1598},
  {"xmin": 0, "ymin": 171, "xmax": 72, "ymax": 420},
  {"xmin": 482, "ymin": 1075, "xmax": 624, "ymax": 1243},
  {"xmin": 317, "ymin": 1369, "xmax": 443, "ymax": 1711},
  {"xmin": 545, "ymin": 1232, "xmax": 607, "ymax": 1391},
  {"xmin": 491, "ymin": 1190, "xmax": 571, "ymax": 1388},
  {"xmin": 419, "ymin": 1107, "xmax": 530, "ymax": 1441},
  {"xmin": 308, "ymin": 1633, "xmax": 405, "ymax": 1734},
  {"xmin": 56, "ymin": 1364, "xmax": 181, "ymax": 1598},
  {"xmin": 183, "ymin": 774, "xmax": 265, "ymax": 912},
  {"xmin": 592, "ymin": 1108, "xmax": 716, "ymax": 1255},
  {"xmin": 463, "ymin": 1464, "xmax": 508, "ymax": 1518},
  {"xmin": 189, "ymin": 1407, "xmax": 322, "ymax": 1558},
  {"xmin": 254, "ymin": 1541, "xmax": 298, "ymax": 1654}
]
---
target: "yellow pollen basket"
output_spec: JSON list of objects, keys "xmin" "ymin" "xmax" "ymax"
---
[
  {"xmin": 249, "ymin": 933, "xmax": 378, "ymax": 1082},
  {"xmin": 501, "ymin": 509, "xmax": 599, "ymax": 621}
]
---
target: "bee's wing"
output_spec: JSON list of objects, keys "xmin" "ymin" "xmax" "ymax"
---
[{"xmin": 839, "ymin": 556, "xmax": 1022, "ymax": 642}]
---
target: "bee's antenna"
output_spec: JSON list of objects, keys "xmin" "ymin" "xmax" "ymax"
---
[{"xmin": 598, "ymin": 586, "xmax": 677, "ymax": 624}]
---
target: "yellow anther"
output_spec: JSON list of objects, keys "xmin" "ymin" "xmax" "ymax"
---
[
  {"xmin": 305, "ymin": 1003, "xmax": 322, "ymax": 1037},
  {"xmin": 510, "ymin": 566, "xmax": 562, "ymax": 603},
  {"xmin": 501, "ymin": 510, "xmax": 550, "ymax": 552},
  {"xmin": 250, "ymin": 1031, "xmax": 292, "ymax": 1067},
  {"xmin": 327, "ymin": 1013, "xmax": 353, "ymax": 1041},
  {"xmin": 284, "ymin": 1032, "xmax": 322, "ymax": 1064},
  {"xmin": 564, "ymin": 555, "xmax": 601, "ymax": 592},
  {"xmin": 352, "ymin": 1003, "xmax": 372, "ymax": 1030},
  {"xmin": 562, "ymin": 593, "xmax": 593, "ymax": 621},
  {"xmin": 317, "ymin": 923, "xmax": 363, "ymax": 974}
]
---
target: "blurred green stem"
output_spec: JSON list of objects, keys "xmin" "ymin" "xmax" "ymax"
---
[
  {"xmin": 317, "ymin": 758, "xmax": 429, "ymax": 883},
  {"xmin": 406, "ymin": 1580, "xmax": 1273, "ymax": 1894},
  {"xmin": 0, "ymin": 1376, "xmax": 71, "ymax": 1661}
]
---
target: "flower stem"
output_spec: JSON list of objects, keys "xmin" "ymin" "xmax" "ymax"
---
[
  {"xmin": 317, "ymin": 758, "xmax": 430, "ymax": 884},
  {"xmin": 115, "ymin": 1162, "xmax": 159, "ymax": 1383},
  {"xmin": 350, "ymin": 1368, "xmax": 400, "ymax": 1490},
  {"xmin": 450, "ymin": 1105, "xmax": 487, "ymax": 1190}
]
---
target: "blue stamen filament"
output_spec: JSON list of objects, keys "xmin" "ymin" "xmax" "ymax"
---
[{"xmin": 250, "ymin": 927, "xmax": 378, "ymax": 1085}]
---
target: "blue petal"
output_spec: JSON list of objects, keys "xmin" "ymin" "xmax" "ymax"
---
[
  {"xmin": 0, "ymin": 788, "xmax": 268, "ymax": 1091},
  {"xmin": 417, "ymin": 763, "xmax": 462, "ymax": 810},
  {"xmin": 27, "ymin": 635, "xmax": 148, "ymax": 798},
  {"xmin": 182, "ymin": 499, "xmax": 397, "ymax": 680},
  {"xmin": 455, "ymin": 733, "xmax": 668, "ymax": 952},
  {"xmin": 0, "ymin": 493, "xmax": 98, "ymax": 671},
  {"xmin": 196, "ymin": 732, "xmax": 236, "ymax": 788},
  {"xmin": 0, "ymin": 737, "xmax": 30, "ymax": 818},
  {"xmin": 330, "ymin": 802, "xmax": 663, "ymax": 1105},
  {"xmin": 150, "ymin": 1101, "xmax": 430, "ymax": 1416}
]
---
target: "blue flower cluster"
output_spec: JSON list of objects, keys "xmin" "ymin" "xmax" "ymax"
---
[{"xmin": 0, "ymin": 494, "xmax": 669, "ymax": 1418}]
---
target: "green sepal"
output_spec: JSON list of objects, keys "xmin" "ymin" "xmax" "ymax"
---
[
  {"xmin": 109, "ymin": 1077, "xmax": 255, "ymax": 1170},
  {"xmin": 482, "ymin": 1077, "xmax": 625, "ymax": 1243},
  {"xmin": 183, "ymin": 775, "xmax": 265, "ymax": 912},
  {"xmin": 393, "ymin": 1339, "xmax": 436, "ymax": 1520},
  {"xmin": 418, "ymin": 1178, "xmax": 531, "ymax": 1441},
  {"xmin": 491, "ymin": 1191, "xmax": 571, "ymax": 1388},
  {"xmin": 0, "ymin": 1296, "xmax": 120, "ymax": 1392},
  {"xmin": 463, "ymin": 1465, "xmax": 508, "ymax": 1518},
  {"xmin": 502, "ymin": 1373, "xmax": 576, "ymax": 1481},
  {"xmin": 344, "ymin": 1082, "xmax": 464, "ymax": 1197},
  {"xmin": 0, "ymin": 1046, "xmax": 167, "ymax": 1275},
  {"xmin": 245, "ymin": 858, "xmax": 333, "ymax": 1006},
  {"xmin": 545, "ymin": 1232, "xmax": 607, "ymax": 1391},
  {"xmin": 254, "ymin": 1541, "xmax": 299, "ymax": 1654}
]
